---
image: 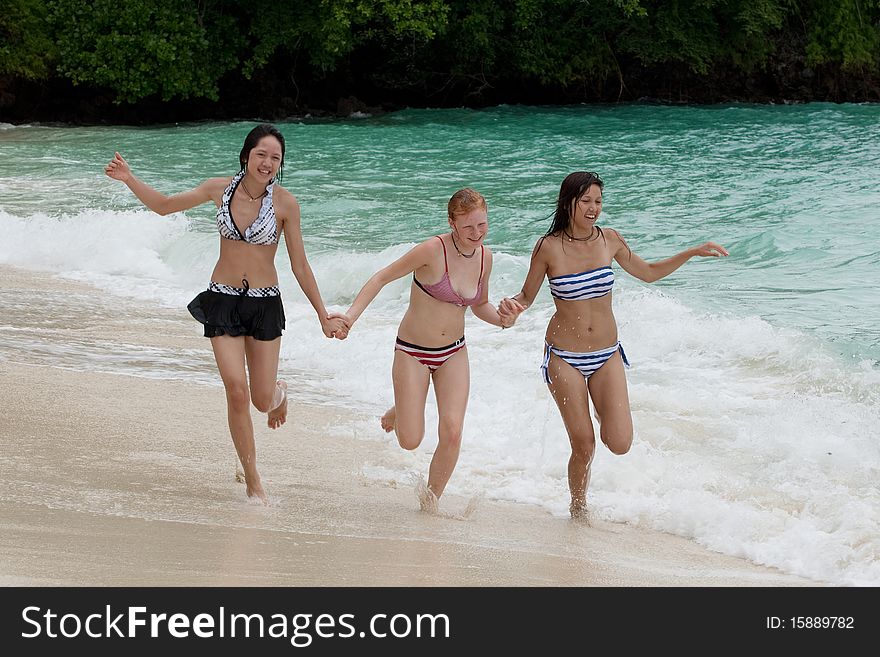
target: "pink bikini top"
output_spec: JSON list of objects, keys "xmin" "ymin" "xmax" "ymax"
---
[{"xmin": 414, "ymin": 236, "xmax": 484, "ymax": 307}]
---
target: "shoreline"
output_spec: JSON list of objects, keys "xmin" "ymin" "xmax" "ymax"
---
[
  {"xmin": 0, "ymin": 266, "xmax": 821, "ymax": 587},
  {"xmin": 0, "ymin": 265, "xmax": 829, "ymax": 587},
  {"xmin": 0, "ymin": 360, "xmax": 818, "ymax": 587}
]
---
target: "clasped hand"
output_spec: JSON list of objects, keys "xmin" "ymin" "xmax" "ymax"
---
[{"xmin": 498, "ymin": 297, "xmax": 525, "ymax": 328}]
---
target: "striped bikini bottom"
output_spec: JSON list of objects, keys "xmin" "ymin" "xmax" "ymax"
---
[
  {"xmin": 395, "ymin": 336, "xmax": 466, "ymax": 373},
  {"xmin": 541, "ymin": 341, "xmax": 630, "ymax": 384}
]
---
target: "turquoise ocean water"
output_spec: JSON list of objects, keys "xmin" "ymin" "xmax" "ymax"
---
[{"xmin": 1, "ymin": 104, "xmax": 878, "ymax": 584}]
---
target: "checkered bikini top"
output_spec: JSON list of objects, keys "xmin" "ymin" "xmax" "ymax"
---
[{"xmin": 216, "ymin": 171, "xmax": 279, "ymax": 245}]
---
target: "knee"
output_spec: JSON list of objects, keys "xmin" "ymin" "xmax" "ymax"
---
[
  {"xmin": 437, "ymin": 423, "xmax": 463, "ymax": 451},
  {"xmin": 602, "ymin": 430, "xmax": 633, "ymax": 455},
  {"xmin": 569, "ymin": 436, "xmax": 595, "ymax": 463},
  {"xmin": 225, "ymin": 383, "xmax": 251, "ymax": 413},
  {"xmin": 396, "ymin": 429, "xmax": 424, "ymax": 451},
  {"xmin": 251, "ymin": 392, "xmax": 274, "ymax": 414}
]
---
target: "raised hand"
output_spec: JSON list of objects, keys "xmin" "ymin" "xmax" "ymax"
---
[
  {"xmin": 104, "ymin": 152, "xmax": 132, "ymax": 182},
  {"xmin": 691, "ymin": 242, "xmax": 729, "ymax": 257}
]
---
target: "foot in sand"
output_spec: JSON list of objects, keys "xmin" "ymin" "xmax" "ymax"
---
[
  {"xmin": 415, "ymin": 475, "xmax": 440, "ymax": 514},
  {"xmin": 268, "ymin": 380, "xmax": 288, "ymax": 429},
  {"xmin": 246, "ymin": 476, "xmax": 269, "ymax": 505},
  {"xmin": 569, "ymin": 502, "xmax": 592, "ymax": 526},
  {"xmin": 380, "ymin": 406, "xmax": 396, "ymax": 433}
]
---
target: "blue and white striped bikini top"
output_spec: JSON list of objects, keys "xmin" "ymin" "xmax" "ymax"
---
[
  {"xmin": 548, "ymin": 265, "xmax": 615, "ymax": 300},
  {"xmin": 216, "ymin": 171, "xmax": 278, "ymax": 245}
]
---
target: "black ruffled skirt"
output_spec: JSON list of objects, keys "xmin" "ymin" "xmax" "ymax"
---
[{"xmin": 187, "ymin": 290, "xmax": 285, "ymax": 341}]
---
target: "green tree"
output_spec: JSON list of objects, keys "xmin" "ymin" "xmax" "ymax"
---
[
  {"xmin": 802, "ymin": 0, "xmax": 880, "ymax": 71},
  {"xmin": 0, "ymin": 0, "xmax": 56, "ymax": 79},
  {"xmin": 48, "ymin": 0, "xmax": 240, "ymax": 102}
]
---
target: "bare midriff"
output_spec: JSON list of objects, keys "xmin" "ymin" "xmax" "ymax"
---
[
  {"xmin": 545, "ymin": 295, "xmax": 618, "ymax": 351},
  {"xmin": 397, "ymin": 283, "xmax": 468, "ymax": 347},
  {"xmin": 211, "ymin": 238, "xmax": 280, "ymax": 288}
]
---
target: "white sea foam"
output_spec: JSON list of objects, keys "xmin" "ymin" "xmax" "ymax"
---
[{"xmin": 3, "ymin": 107, "xmax": 879, "ymax": 586}]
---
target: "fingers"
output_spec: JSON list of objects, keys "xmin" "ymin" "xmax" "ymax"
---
[
  {"xmin": 326, "ymin": 312, "xmax": 351, "ymax": 328},
  {"xmin": 499, "ymin": 297, "xmax": 525, "ymax": 317},
  {"xmin": 710, "ymin": 242, "xmax": 730, "ymax": 257},
  {"xmin": 324, "ymin": 314, "xmax": 350, "ymax": 340},
  {"xmin": 696, "ymin": 242, "xmax": 729, "ymax": 257},
  {"xmin": 105, "ymin": 152, "xmax": 129, "ymax": 179}
]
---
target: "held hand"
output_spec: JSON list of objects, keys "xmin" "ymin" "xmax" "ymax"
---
[
  {"xmin": 323, "ymin": 312, "xmax": 351, "ymax": 340},
  {"xmin": 499, "ymin": 297, "xmax": 525, "ymax": 318},
  {"xmin": 499, "ymin": 297, "xmax": 525, "ymax": 328},
  {"xmin": 104, "ymin": 152, "xmax": 132, "ymax": 183},
  {"xmin": 691, "ymin": 242, "xmax": 729, "ymax": 258}
]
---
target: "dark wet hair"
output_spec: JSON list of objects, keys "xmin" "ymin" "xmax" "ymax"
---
[
  {"xmin": 545, "ymin": 171, "xmax": 604, "ymax": 238},
  {"xmin": 533, "ymin": 171, "xmax": 630, "ymax": 259},
  {"xmin": 239, "ymin": 123, "xmax": 286, "ymax": 183}
]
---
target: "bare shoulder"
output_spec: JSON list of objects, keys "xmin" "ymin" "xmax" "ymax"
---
[
  {"xmin": 533, "ymin": 232, "xmax": 561, "ymax": 259},
  {"xmin": 272, "ymin": 185, "xmax": 301, "ymax": 222},
  {"xmin": 201, "ymin": 176, "xmax": 232, "ymax": 202},
  {"xmin": 191, "ymin": 177, "xmax": 232, "ymax": 207},
  {"xmin": 601, "ymin": 227, "xmax": 627, "ymax": 248},
  {"xmin": 602, "ymin": 226, "xmax": 623, "ymax": 240},
  {"xmin": 419, "ymin": 234, "xmax": 444, "ymax": 251}
]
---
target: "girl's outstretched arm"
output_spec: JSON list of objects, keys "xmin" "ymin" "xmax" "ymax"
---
[
  {"xmin": 609, "ymin": 229, "xmax": 728, "ymax": 283},
  {"xmin": 104, "ymin": 151, "xmax": 223, "ymax": 214},
  {"xmin": 343, "ymin": 240, "xmax": 437, "ymax": 330}
]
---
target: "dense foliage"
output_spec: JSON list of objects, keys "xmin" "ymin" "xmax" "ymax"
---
[{"xmin": 2, "ymin": 0, "xmax": 878, "ymax": 118}]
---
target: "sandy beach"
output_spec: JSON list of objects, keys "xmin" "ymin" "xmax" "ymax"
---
[{"xmin": 0, "ymin": 266, "xmax": 821, "ymax": 587}]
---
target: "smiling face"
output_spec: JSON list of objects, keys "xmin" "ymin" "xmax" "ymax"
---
[
  {"xmin": 570, "ymin": 183, "xmax": 602, "ymax": 231},
  {"xmin": 450, "ymin": 207, "xmax": 489, "ymax": 248},
  {"xmin": 447, "ymin": 188, "xmax": 489, "ymax": 248},
  {"xmin": 245, "ymin": 136, "xmax": 283, "ymax": 183},
  {"xmin": 239, "ymin": 124, "xmax": 286, "ymax": 183}
]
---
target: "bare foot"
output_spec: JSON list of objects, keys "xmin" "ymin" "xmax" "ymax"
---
[
  {"xmin": 415, "ymin": 475, "xmax": 439, "ymax": 514},
  {"xmin": 380, "ymin": 406, "xmax": 396, "ymax": 433},
  {"xmin": 570, "ymin": 502, "xmax": 592, "ymax": 526},
  {"xmin": 246, "ymin": 478, "xmax": 269, "ymax": 505},
  {"xmin": 268, "ymin": 380, "xmax": 288, "ymax": 429}
]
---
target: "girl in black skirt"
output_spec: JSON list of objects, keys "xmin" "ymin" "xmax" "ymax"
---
[{"xmin": 105, "ymin": 124, "xmax": 347, "ymax": 503}]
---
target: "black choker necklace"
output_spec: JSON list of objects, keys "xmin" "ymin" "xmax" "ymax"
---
[
  {"xmin": 451, "ymin": 233, "xmax": 477, "ymax": 258},
  {"xmin": 563, "ymin": 227, "xmax": 596, "ymax": 242}
]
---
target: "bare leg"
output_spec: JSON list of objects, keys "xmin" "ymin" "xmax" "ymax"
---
[
  {"xmin": 244, "ymin": 336, "xmax": 284, "ymax": 429},
  {"xmin": 545, "ymin": 351, "xmax": 595, "ymax": 520},
  {"xmin": 389, "ymin": 349, "xmax": 431, "ymax": 450},
  {"xmin": 428, "ymin": 348, "xmax": 469, "ymax": 500},
  {"xmin": 588, "ymin": 351, "xmax": 633, "ymax": 456},
  {"xmin": 388, "ymin": 349, "xmax": 434, "ymax": 510},
  {"xmin": 211, "ymin": 335, "xmax": 267, "ymax": 503}
]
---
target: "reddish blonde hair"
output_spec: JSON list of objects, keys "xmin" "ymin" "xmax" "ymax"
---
[{"xmin": 447, "ymin": 188, "xmax": 487, "ymax": 219}]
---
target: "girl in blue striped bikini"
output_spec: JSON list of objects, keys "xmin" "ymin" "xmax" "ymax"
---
[{"xmin": 499, "ymin": 172, "xmax": 727, "ymax": 520}]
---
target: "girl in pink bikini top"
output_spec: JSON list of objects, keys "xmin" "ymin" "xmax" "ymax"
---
[{"xmin": 413, "ymin": 236, "xmax": 484, "ymax": 307}]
